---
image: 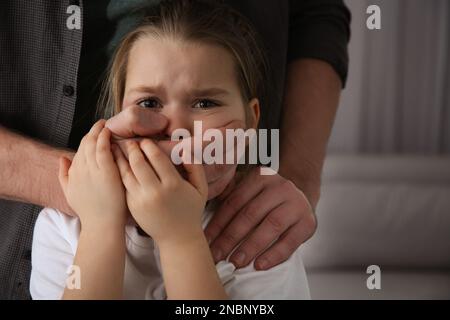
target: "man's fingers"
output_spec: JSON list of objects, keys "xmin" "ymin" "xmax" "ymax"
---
[
  {"xmin": 105, "ymin": 106, "xmax": 168, "ymax": 139},
  {"xmin": 228, "ymin": 202, "xmax": 299, "ymax": 268},
  {"xmin": 254, "ymin": 215, "xmax": 316, "ymax": 270},
  {"xmin": 58, "ymin": 156, "xmax": 71, "ymax": 195},
  {"xmin": 209, "ymin": 188, "xmax": 284, "ymax": 263},
  {"xmin": 204, "ymin": 168, "xmax": 264, "ymax": 244}
]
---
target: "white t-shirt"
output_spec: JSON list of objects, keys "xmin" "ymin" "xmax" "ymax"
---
[{"xmin": 30, "ymin": 205, "xmax": 310, "ymax": 300}]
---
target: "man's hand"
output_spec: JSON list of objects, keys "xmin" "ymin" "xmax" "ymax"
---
[
  {"xmin": 105, "ymin": 105, "xmax": 169, "ymax": 139},
  {"xmin": 204, "ymin": 166, "xmax": 317, "ymax": 270},
  {"xmin": 105, "ymin": 105, "xmax": 243, "ymax": 199}
]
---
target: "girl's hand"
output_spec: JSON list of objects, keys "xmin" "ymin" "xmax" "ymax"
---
[
  {"xmin": 58, "ymin": 120, "xmax": 127, "ymax": 229},
  {"xmin": 113, "ymin": 138, "xmax": 208, "ymax": 245}
]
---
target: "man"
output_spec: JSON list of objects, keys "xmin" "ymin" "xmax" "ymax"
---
[{"xmin": 0, "ymin": 0, "xmax": 350, "ymax": 299}]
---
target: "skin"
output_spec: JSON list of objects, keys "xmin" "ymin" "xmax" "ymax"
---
[
  {"xmin": 106, "ymin": 105, "xmax": 241, "ymax": 200},
  {"xmin": 122, "ymin": 38, "xmax": 258, "ymax": 144},
  {"xmin": 119, "ymin": 37, "xmax": 259, "ymax": 299},
  {"xmin": 0, "ymin": 60, "xmax": 339, "ymax": 281},
  {"xmin": 59, "ymin": 121, "xmax": 127, "ymax": 299},
  {"xmin": 205, "ymin": 59, "xmax": 341, "ymax": 270},
  {"xmin": 0, "ymin": 38, "xmax": 340, "ymax": 280},
  {"xmin": 60, "ymin": 37, "xmax": 262, "ymax": 299}
]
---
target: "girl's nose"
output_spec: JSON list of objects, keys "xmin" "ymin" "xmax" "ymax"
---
[{"xmin": 161, "ymin": 108, "xmax": 194, "ymax": 139}]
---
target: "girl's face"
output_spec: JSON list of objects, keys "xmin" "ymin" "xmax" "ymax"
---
[{"xmin": 122, "ymin": 36, "xmax": 259, "ymax": 137}]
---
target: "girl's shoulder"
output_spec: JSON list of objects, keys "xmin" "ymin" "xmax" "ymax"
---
[
  {"xmin": 34, "ymin": 207, "xmax": 81, "ymax": 253},
  {"xmin": 218, "ymin": 247, "xmax": 310, "ymax": 299},
  {"xmin": 31, "ymin": 208, "xmax": 80, "ymax": 299}
]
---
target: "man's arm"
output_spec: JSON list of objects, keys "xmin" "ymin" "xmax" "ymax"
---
[
  {"xmin": 205, "ymin": 0, "xmax": 350, "ymax": 269},
  {"xmin": 0, "ymin": 106, "xmax": 169, "ymax": 214},
  {"xmin": 0, "ymin": 125, "xmax": 74, "ymax": 214},
  {"xmin": 205, "ymin": 59, "xmax": 342, "ymax": 270},
  {"xmin": 279, "ymin": 58, "xmax": 341, "ymax": 209}
]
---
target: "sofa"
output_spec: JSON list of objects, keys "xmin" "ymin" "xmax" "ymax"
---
[{"xmin": 300, "ymin": 155, "xmax": 450, "ymax": 299}]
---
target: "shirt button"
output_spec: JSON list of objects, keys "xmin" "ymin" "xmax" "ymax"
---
[
  {"xmin": 23, "ymin": 249, "xmax": 32, "ymax": 261},
  {"xmin": 63, "ymin": 85, "xmax": 75, "ymax": 97}
]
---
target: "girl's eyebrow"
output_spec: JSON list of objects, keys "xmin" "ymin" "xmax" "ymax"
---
[
  {"xmin": 190, "ymin": 88, "xmax": 230, "ymax": 97},
  {"xmin": 127, "ymin": 85, "xmax": 165, "ymax": 96},
  {"xmin": 127, "ymin": 85, "xmax": 229, "ymax": 97}
]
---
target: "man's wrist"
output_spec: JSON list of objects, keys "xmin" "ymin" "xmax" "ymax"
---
[
  {"xmin": 0, "ymin": 127, "xmax": 75, "ymax": 212},
  {"xmin": 40, "ymin": 145, "xmax": 76, "ymax": 214},
  {"xmin": 279, "ymin": 160, "xmax": 322, "ymax": 210}
]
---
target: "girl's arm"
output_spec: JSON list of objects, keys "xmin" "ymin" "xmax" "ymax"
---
[
  {"xmin": 114, "ymin": 139, "xmax": 228, "ymax": 299},
  {"xmin": 159, "ymin": 232, "xmax": 227, "ymax": 300},
  {"xmin": 62, "ymin": 224, "xmax": 126, "ymax": 299},
  {"xmin": 58, "ymin": 120, "xmax": 128, "ymax": 299}
]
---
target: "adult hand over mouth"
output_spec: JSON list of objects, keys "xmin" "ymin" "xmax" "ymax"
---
[{"xmin": 105, "ymin": 105, "xmax": 244, "ymax": 199}]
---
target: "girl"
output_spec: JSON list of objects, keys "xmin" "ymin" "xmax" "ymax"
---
[{"xmin": 30, "ymin": 0, "xmax": 310, "ymax": 299}]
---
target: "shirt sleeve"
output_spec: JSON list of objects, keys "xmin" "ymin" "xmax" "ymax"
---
[
  {"xmin": 288, "ymin": 0, "xmax": 351, "ymax": 87},
  {"xmin": 30, "ymin": 208, "xmax": 77, "ymax": 300},
  {"xmin": 217, "ymin": 248, "xmax": 310, "ymax": 300}
]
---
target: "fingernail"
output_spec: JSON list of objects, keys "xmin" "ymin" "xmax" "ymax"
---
[
  {"xmin": 256, "ymin": 258, "xmax": 268, "ymax": 270},
  {"xmin": 233, "ymin": 251, "xmax": 246, "ymax": 266},
  {"xmin": 213, "ymin": 249, "xmax": 223, "ymax": 262}
]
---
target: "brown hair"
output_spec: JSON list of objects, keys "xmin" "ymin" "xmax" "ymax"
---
[{"xmin": 97, "ymin": 0, "xmax": 268, "ymax": 126}]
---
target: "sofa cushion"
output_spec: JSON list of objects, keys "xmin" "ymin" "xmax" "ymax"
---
[
  {"xmin": 307, "ymin": 268, "xmax": 450, "ymax": 300},
  {"xmin": 300, "ymin": 155, "xmax": 450, "ymax": 269}
]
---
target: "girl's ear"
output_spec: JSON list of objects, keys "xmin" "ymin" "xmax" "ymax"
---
[{"xmin": 246, "ymin": 98, "xmax": 260, "ymax": 129}]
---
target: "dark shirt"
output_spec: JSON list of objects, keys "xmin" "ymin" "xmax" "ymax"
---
[{"xmin": 0, "ymin": 0, "xmax": 350, "ymax": 299}]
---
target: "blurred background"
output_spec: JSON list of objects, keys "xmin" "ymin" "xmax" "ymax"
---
[
  {"xmin": 301, "ymin": 0, "xmax": 450, "ymax": 299},
  {"xmin": 330, "ymin": 0, "xmax": 449, "ymax": 154}
]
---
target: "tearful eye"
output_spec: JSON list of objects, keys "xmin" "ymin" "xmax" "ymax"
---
[
  {"xmin": 138, "ymin": 98, "xmax": 161, "ymax": 109},
  {"xmin": 194, "ymin": 99, "xmax": 218, "ymax": 109}
]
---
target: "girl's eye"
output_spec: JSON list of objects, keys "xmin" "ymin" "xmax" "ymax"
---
[
  {"xmin": 138, "ymin": 98, "xmax": 161, "ymax": 109},
  {"xmin": 193, "ymin": 99, "xmax": 219, "ymax": 109}
]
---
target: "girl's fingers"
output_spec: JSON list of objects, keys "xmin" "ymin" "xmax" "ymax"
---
[
  {"xmin": 139, "ymin": 139, "xmax": 180, "ymax": 185},
  {"xmin": 96, "ymin": 127, "xmax": 114, "ymax": 168},
  {"xmin": 112, "ymin": 144, "xmax": 139, "ymax": 191},
  {"xmin": 126, "ymin": 140, "xmax": 160, "ymax": 186},
  {"xmin": 84, "ymin": 120, "xmax": 106, "ymax": 169},
  {"xmin": 58, "ymin": 156, "xmax": 71, "ymax": 195},
  {"xmin": 181, "ymin": 151, "xmax": 208, "ymax": 198}
]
